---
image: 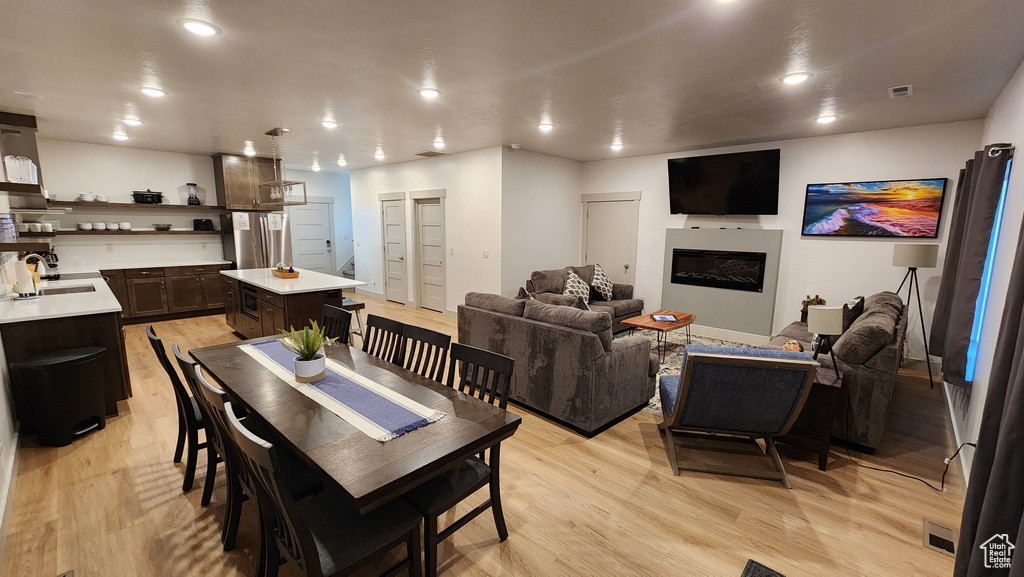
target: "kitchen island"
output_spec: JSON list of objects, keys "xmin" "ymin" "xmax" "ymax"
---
[
  {"xmin": 0, "ymin": 272, "xmax": 130, "ymax": 417},
  {"xmin": 220, "ymin": 268, "xmax": 364, "ymax": 338}
]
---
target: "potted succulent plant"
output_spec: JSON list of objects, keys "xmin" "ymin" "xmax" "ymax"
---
[{"xmin": 279, "ymin": 321, "xmax": 338, "ymax": 383}]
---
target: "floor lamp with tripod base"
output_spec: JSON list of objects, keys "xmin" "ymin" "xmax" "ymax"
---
[{"xmin": 892, "ymin": 243, "xmax": 939, "ymax": 388}]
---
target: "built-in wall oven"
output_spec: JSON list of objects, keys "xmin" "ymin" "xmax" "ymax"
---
[{"xmin": 240, "ymin": 284, "xmax": 260, "ymax": 321}]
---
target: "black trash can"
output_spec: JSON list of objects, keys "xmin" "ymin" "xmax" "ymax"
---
[{"xmin": 12, "ymin": 346, "xmax": 107, "ymax": 447}]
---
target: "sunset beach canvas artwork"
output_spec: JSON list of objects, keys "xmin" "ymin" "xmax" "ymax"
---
[{"xmin": 801, "ymin": 178, "xmax": 947, "ymax": 237}]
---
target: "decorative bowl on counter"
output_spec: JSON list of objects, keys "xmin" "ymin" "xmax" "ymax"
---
[{"xmin": 152, "ymin": 224, "xmax": 172, "ymax": 231}]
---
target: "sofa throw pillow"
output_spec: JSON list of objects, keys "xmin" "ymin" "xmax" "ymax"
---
[
  {"xmin": 514, "ymin": 286, "xmax": 534, "ymax": 300},
  {"xmin": 563, "ymin": 269, "xmax": 591, "ymax": 304},
  {"xmin": 591, "ymin": 264, "xmax": 614, "ymax": 301}
]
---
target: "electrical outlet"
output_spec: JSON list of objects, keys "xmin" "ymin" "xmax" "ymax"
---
[
  {"xmin": 371, "ymin": 279, "xmax": 376, "ymax": 286},
  {"xmin": 356, "ymin": 240, "xmax": 360, "ymax": 247},
  {"xmin": 343, "ymin": 234, "xmax": 350, "ymax": 240},
  {"xmin": 105, "ymin": 244, "xmax": 113, "ymax": 253},
  {"xmin": 450, "ymin": 248, "xmax": 454, "ymax": 256},
  {"xmin": 201, "ymin": 242, "xmax": 207, "ymax": 250},
  {"xmin": 482, "ymin": 249, "xmax": 489, "ymax": 259}
]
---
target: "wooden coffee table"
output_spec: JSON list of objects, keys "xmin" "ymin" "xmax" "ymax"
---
[{"xmin": 621, "ymin": 310, "xmax": 697, "ymax": 361}]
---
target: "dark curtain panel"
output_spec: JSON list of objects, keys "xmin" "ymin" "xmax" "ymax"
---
[
  {"xmin": 955, "ymin": 198, "xmax": 1024, "ymax": 576},
  {"xmin": 930, "ymin": 144, "xmax": 1014, "ymax": 386}
]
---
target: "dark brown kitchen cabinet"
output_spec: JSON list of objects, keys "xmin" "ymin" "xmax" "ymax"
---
[
  {"xmin": 224, "ymin": 286, "xmax": 240, "ymax": 331},
  {"xmin": 201, "ymin": 274, "xmax": 225, "ymax": 308},
  {"xmin": 259, "ymin": 301, "xmax": 286, "ymax": 337},
  {"xmin": 212, "ymin": 153, "xmax": 282, "ymax": 210},
  {"xmin": 101, "ymin": 269, "xmax": 131, "ymax": 319},
  {"xmin": 166, "ymin": 275, "xmax": 204, "ymax": 313},
  {"xmin": 127, "ymin": 277, "xmax": 168, "ymax": 317}
]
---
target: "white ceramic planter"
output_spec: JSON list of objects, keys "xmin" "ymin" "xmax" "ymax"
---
[{"xmin": 293, "ymin": 354, "xmax": 326, "ymax": 383}]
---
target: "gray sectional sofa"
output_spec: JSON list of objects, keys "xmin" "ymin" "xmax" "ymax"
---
[
  {"xmin": 525, "ymin": 265, "xmax": 644, "ymax": 334},
  {"xmin": 458, "ymin": 292, "xmax": 659, "ymax": 436},
  {"xmin": 768, "ymin": 291, "xmax": 908, "ymax": 451}
]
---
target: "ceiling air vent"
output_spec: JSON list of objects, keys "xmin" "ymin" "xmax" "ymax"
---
[
  {"xmin": 414, "ymin": 150, "xmax": 450, "ymax": 158},
  {"xmin": 888, "ymin": 84, "xmax": 914, "ymax": 99}
]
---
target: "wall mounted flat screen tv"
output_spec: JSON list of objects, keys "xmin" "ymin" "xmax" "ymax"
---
[
  {"xmin": 667, "ymin": 149, "xmax": 780, "ymax": 215},
  {"xmin": 801, "ymin": 178, "xmax": 948, "ymax": 237}
]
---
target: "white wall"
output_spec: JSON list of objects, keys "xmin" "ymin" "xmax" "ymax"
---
[
  {"xmin": 35, "ymin": 139, "xmax": 222, "ymax": 267},
  {"xmin": 946, "ymin": 59, "xmax": 1024, "ymax": 483},
  {"xmin": 500, "ymin": 149, "xmax": 584, "ymax": 297},
  {"xmin": 284, "ymin": 169, "xmax": 354, "ymax": 275},
  {"xmin": 581, "ymin": 121, "xmax": 983, "ymax": 347},
  {"xmin": 349, "ymin": 147, "xmax": 503, "ymax": 312}
]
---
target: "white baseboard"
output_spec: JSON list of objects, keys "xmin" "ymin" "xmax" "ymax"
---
[
  {"xmin": 689, "ymin": 323, "xmax": 770, "ymax": 346},
  {"xmin": 0, "ymin": 430, "xmax": 20, "ymax": 568},
  {"xmin": 943, "ymin": 382, "xmax": 972, "ymax": 490},
  {"xmin": 355, "ymin": 287, "xmax": 385, "ymax": 299}
]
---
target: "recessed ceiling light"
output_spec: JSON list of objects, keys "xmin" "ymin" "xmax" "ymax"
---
[
  {"xmin": 610, "ymin": 142, "xmax": 624, "ymax": 152},
  {"xmin": 112, "ymin": 131, "xmax": 129, "ymax": 142},
  {"xmin": 243, "ymin": 140, "xmax": 256, "ymax": 156},
  {"xmin": 311, "ymin": 158, "xmax": 321, "ymax": 172},
  {"xmin": 179, "ymin": 18, "xmax": 220, "ymax": 36},
  {"xmin": 817, "ymin": 115, "xmax": 837, "ymax": 124},
  {"xmin": 141, "ymin": 87, "xmax": 165, "ymax": 98},
  {"xmin": 782, "ymin": 72, "xmax": 810, "ymax": 85},
  {"xmin": 123, "ymin": 116, "xmax": 142, "ymax": 127},
  {"xmin": 337, "ymin": 154, "xmax": 347, "ymax": 167},
  {"xmin": 322, "ymin": 119, "xmax": 338, "ymax": 129},
  {"xmin": 433, "ymin": 137, "xmax": 445, "ymax": 150},
  {"xmin": 538, "ymin": 122, "xmax": 555, "ymax": 132},
  {"xmin": 374, "ymin": 146, "xmax": 386, "ymax": 160},
  {"xmin": 418, "ymin": 87, "xmax": 440, "ymax": 99}
]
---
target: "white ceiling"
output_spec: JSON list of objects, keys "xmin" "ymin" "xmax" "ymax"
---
[{"xmin": 1, "ymin": 0, "xmax": 1023, "ymax": 172}]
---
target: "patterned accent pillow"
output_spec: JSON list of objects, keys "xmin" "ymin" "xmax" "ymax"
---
[
  {"xmin": 563, "ymin": 269, "xmax": 591, "ymax": 304},
  {"xmin": 591, "ymin": 264, "xmax": 614, "ymax": 301}
]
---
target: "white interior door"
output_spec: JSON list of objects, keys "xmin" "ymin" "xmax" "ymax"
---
[
  {"xmin": 416, "ymin": 199, "xmax": 445, "ymax": 312},
  {"xmin": 381, "ymin": 199, "xmax": 408, "ymax": 303},
  {"xmin": 583, "ymin": 200, "xmax": 639, "ymax": 285},
  {"xmin": 286, "ymin": 202, "xmax": 334, "ymax": 274}
]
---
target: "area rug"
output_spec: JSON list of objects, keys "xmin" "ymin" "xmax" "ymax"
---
[
  {"xmin": 740, "ymin": 559, "xmax": 786, "ymax": 576},
  {"xmin": 622, "ymin": 328, "xmax": 754, "ymax": 415}
]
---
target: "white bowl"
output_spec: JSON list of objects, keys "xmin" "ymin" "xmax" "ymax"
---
[
  {"xmin": 78, "ymin": 222, "xmax": 93, "ymax": 230},
  {"xmin": 78, "ymin": 194, "xmax": 95, "ymax": 202},
  {"xmin": 107, "ymin": 222, "xmax": 119, "ymax": 230},
  {"xmin": 92, "ymin": 222, "xmax": 106, "ymax": 230},
  {"xmin": 119, "ymin": 222, "xmax": 132, "ymax": 230},
  {"xmin": 95, "ymin": 195, "xmax": 109, "ymax": 203}
]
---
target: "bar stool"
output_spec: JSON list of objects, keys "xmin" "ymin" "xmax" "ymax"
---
[
  {"xmin": 11, "ymin": 347, "xmax": 106, "ymax": 447},
  {"xmin": 341, "ymin": 297, "xmax": 366, "ymax": 344}
]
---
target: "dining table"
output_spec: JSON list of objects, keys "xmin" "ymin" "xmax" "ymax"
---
[{"xmin": 190, "ymin": 335, "xmax": 522, "ymax": 515}]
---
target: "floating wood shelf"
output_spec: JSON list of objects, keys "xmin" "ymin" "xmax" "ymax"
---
[
  {"xmin": 49, "ymin": 201, "xmax": 227, "ymax": 211},
  {"xmin": 20, "ymin": 230, "xmax": 224, "ymax": 237},
  {"xmin": 0, "ymin": 238, "xmax": 52, "ymax": 252},
  {"xmin": 0, "ymin": 183, "xmax": 44, "ymax": 195}
]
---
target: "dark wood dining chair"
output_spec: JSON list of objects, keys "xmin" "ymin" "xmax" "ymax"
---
[
  {"xmin": 321, "ymin": 304, "xmax": 353, "ymax": 345},
  {"xmin": 224, "ymin": 401, "xmax": 424, "ymax": 577},
  {"xmin": 402, "ymin": 343, "xmax": 515, "ymax": 577},
  {"xmin": 362, "ymin": 314, "xmax": 405, "ymax": 364},
  {"xmin": 399, "ymin": 324, "xmax": 451, "ymax": 383},
  {"xmin": 145, "ymin": 325, "xmax": 206, "ymax": 493},
  {"xmin": 194, "ymin": 368, "xmax": 322, "ymax": 552},
  {"xmin": 173, "ymin": 345, "xmax": 224, "ymax": 508}
]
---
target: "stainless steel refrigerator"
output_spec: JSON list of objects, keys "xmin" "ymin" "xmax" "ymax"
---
[{"xmin": 221, "ymin": 212, "xmax": 292, "ymax": 269}]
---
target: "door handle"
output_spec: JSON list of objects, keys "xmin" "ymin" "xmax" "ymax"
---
[
  {"xmin": 624, "ymin": 264, "xmax": 629, "ymax": 271},
  {"xmin": 399, "ymin": 256, "xmax": 404, "ymax": 261}
]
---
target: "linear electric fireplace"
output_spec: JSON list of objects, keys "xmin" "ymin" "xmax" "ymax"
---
[{"xmin": 671, "ymin": 248, "xmax": 767, "ymax": 292}]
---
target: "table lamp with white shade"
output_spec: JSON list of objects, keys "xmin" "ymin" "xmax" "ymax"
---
[
  {"xmin": 892, "ymin": 243, "xmax": 939, "ymax": 388},
  {"xmin": 807, "ymin": 305, "xmax": 844, "ymax": 376}
]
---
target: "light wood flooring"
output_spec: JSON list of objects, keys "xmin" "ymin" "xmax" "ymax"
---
[{"xmin": 0, "ymin": 296, "xmax": 964, "ymax": 576}]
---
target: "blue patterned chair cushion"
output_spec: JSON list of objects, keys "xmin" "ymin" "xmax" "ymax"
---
[{"xmin": 659, "ymin": 345, "xmax": 815, "ymax": 434}]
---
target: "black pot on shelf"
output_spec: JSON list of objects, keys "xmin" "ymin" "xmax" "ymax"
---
[{"xmin": 132, "ymin": 189, "xmax": 163, "ymax": 204}]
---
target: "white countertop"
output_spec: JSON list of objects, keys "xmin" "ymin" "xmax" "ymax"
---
[
  {"xmin": 0, "ymin": 274, "xmax": 122, "ymax": 324},
  {"xmin": 57, "ymin": 259, "xmax": 233, "ymax": 274},
  {"xmin": 221, "ymin": 268, "xmax": 365, "ymax": 295}
]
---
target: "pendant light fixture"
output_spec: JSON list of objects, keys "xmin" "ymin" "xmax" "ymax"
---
[{"xmin": 259, "ymin": 127, "xmax": 307, "ymax": 205}]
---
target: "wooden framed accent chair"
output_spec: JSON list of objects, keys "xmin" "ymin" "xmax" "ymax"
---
[{"xmin": 658, "ymin": 345, "xmax": 818, "ymax": 489}]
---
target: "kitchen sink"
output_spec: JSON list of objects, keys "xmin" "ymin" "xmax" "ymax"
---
[{"xmin": 38, "ymin": 285, "xmax": 96, "ymax": 295}]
